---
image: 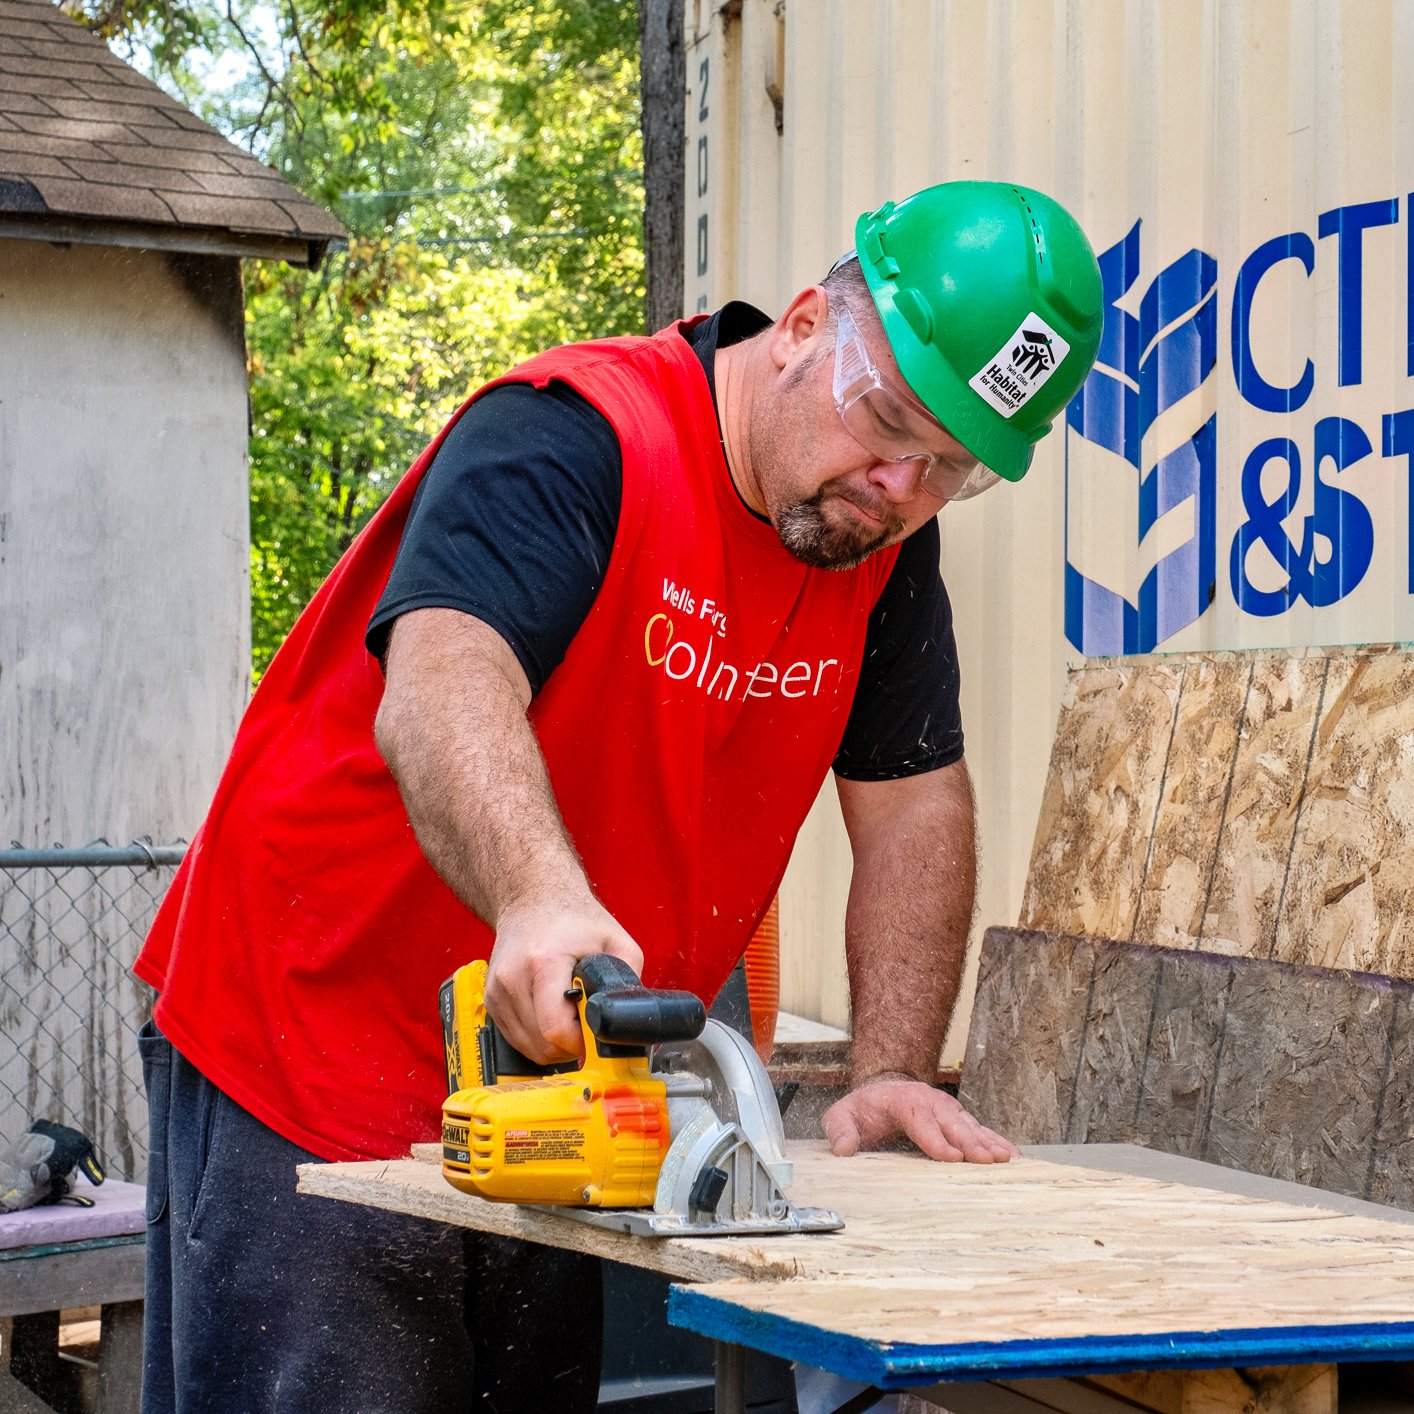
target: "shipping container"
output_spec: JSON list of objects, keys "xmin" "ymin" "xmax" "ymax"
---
[{"xmin": 683, "ymin": 0, "xmax": 1414, "ymax": 1060}]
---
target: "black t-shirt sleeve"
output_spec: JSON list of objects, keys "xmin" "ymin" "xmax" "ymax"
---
[
  {"xmin": 365, "ymin": 380, "xmax": 621, "ymax": 694},
  {"xmin": 833, "ymin": 518, "xmax": 965, "ymax": 780}
]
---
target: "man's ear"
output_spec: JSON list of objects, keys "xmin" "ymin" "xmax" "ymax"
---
[{"xmin": 766, "ymin": 285, "xmax": 830, "ymax": 373}]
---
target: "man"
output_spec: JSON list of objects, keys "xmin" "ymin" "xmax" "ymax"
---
[{"xmin": 135, "ymin": 180, "xmax": 1102, "ymax": 1412}]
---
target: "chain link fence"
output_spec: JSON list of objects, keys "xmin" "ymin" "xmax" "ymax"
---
[{"xmin": 1, "ymin": 841, "xmax": 184, "ymax": 1182}]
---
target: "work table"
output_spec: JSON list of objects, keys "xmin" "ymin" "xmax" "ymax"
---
[{"xmin": 298, "ymin": 1140, "xmax": 1414, "ymax": 1409}]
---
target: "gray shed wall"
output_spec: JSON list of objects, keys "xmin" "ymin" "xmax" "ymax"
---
[{"xmin": 1, "ymin": 238, "xmax": 250, "ymax": 845}]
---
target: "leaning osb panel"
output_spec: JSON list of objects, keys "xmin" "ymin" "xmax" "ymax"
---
[
  {"xmin": 957, "ymin": 927, "xmax": 1097, "ymax": 1145},
  {"xmin": 1133, "ymin": 655, "xmax": 1250, "ymax": 949},
  {"xmin": 1272, "ymin": 653, "xmax": 1414, "ymax": 975},
  {"xmin": 1369, "ymin": 992, "xmax": 1414, "ymax": 1206},
  {"xmin": 1020, "ymin": 661, "xmax": 1184, "ymax": 941},
  {"xmin": 1132, "ymin": 949, "xmax": 1234, "ymax": 1160},
  {"xmin": 1066, "ymin": 941, "xmax": 1164, "ymax": 1146},
  {"xmin": 1199, "ymin": 656, "xmax": 1328, "ymax": 958},
  {"xmin": 965, "ymin": 929, "xmax": 1414, "ymax": 1203},
  {"xmin": 1203, "ymin": 963, "xmax": 1395, "ymax": 1197}
]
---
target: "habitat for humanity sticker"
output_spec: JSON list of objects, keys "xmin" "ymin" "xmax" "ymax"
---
[{"xmin": 969, "ymin": 314, "xmax": 1070, "ymax": 418}]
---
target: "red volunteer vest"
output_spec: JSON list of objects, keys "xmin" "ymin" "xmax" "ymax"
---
[{"xmin": 135, "ymin": 325, "xmax": 900, "ymax": 1160}]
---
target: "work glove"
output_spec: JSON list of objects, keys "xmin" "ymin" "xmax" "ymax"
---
[{"xmin": 0, "ymin": 1120, "xmax": 106, "ymax": 1212}]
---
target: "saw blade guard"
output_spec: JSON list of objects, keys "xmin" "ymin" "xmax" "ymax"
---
[{"xmin": 654, "ymin": 1018, "xmax": 793, "ymax": 1222}]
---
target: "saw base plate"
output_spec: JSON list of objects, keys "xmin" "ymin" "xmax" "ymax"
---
[{"xmin": 529, "ymin": 1202, "xmax": 845, "ymax": 1238}]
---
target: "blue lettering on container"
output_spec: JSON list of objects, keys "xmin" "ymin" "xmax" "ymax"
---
[
  {"xmin": 1231, "ymin": 233, "xmax": 1315, "ymax": 413},
  {"xmin": 1065, "ymin": 221, "xmax": 1218, "ymax": 656},
  {"xmin": 1228, "ymin": 420, "xmax": 1374, "ymax": 615}
]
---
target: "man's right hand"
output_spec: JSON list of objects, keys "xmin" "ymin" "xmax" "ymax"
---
[{"xmin": 484, "ymin": 896, "xmax": 645, "ymax": 1064}]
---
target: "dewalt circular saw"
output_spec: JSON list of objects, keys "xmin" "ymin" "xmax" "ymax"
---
[{"xmin": 439, "ymin": 955, "xmax": 841, "ymax": 1237}]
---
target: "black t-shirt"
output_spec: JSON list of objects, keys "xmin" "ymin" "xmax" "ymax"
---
[{"xmin": 367, "ymin": 304, "xmax": 963, "ymax": 780}]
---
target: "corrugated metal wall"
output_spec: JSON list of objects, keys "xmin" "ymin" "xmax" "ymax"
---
[{"xmin": 684, "ymin": 0, "xmax": 1414, "ymax": 1062}]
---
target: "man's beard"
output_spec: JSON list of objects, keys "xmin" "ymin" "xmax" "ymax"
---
[{"xmin": 775, "ymin": 486, "xmax": 904, "ymax": 570}]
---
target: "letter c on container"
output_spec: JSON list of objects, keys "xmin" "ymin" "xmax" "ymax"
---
[
  {"xmin": 1232, "ymin": 232, "xmax": 1315, "ymax": 412},
  {"xmin": 644, "ymin": 613, "xmax": 672, "ymax": 666}
]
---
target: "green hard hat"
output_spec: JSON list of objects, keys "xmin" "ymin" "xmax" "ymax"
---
[{"xmin": 854, "ymin": 181, "xmax": 1104, "ymax": 480}]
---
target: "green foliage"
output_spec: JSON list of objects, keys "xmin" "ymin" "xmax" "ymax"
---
[
  {"xmin": 74, "ymin": 0, "xmax": 644, "ymax": 677},
  {"xmin": 469, "ymin": 2, "xmax": 647, "ymax": 343},
  {"xmin": 245, "ymin": 239, "xmax": 552, "ymax": 672}
]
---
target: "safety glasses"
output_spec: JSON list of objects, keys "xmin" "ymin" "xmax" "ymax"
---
[{"xmin": 832, "ymin": 303, "xmax": 1003, "ymax": 502}]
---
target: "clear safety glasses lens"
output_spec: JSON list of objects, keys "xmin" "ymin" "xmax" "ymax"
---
[
  {"xmin": 831, "ymin": 304, "xmax": 1003, "ymax": 503},
  {"xmin": 931, "ymin": 460, "xmax": 1004, "ymax": 502}
]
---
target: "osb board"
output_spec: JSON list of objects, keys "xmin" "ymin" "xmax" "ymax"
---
[
  {"xmin": 960, "ymin": 927, "xmax": 1414, "ymax": 1204},
  {"xmin": 1020, "ymin": 662, "xmax": 1184, "ymax": 941},
  {"xmin": 300, "ymin": 1142, "xmax": 1414, "ymax": 1358},
  {"xmin": 954, "ymin": 928, "xmax": 1097, "ymax": 1145},
  {"xmin": 1204, "ymin": 963, "xmax": 1394, "ymax": 1195},
  {"xmin": 1370, "ymin": 992, "xmax": 1414, "ymax": 1206},
  {"xmin": 1132, "ymin": 655, "xmax": 1249, "ymax": 949},
  {"xmin": 1272, "ymin": 654, "xmax": 1414, "ymax": 974},
  {"xmin": 1064, "ymin": 941, "xmax": 1163, "ymax": 1146},
  {"xmin": 1130, "ymin": 951, "xmax": 1232, "ymax": 1159},
  {"xmin": 1024, "ymin": 646, "xmax": 1414, "ymax": 976},
  {"xmin": 1200, "ymin": 655, "xmax": 1327, "ymax": 958}
]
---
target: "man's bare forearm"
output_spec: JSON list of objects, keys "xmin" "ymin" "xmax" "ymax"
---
[
  {"xmin": 823, "ymin": 759, "xmax": 1011, "ymax": 1163},
  {"xmin": 374, "ymin": 607, "xmax": 588, "ymax": 922},
  {"xmin": 374, "ymin": 608, "xmax": 644, "ymax": 1061},
  {"xmin": 836, "ymin": 760, "xmax": 977, "ymax": 1086}
]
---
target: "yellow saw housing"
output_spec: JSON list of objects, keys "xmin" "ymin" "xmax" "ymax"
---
[{"xmin": 440, "ymin": 958, "xmax": 693, "ymax": 1208}]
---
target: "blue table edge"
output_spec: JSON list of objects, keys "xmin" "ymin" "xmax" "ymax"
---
[{"xmin": 667, "ymin": 1285, "xmax": 1414, "ymax": 1388}]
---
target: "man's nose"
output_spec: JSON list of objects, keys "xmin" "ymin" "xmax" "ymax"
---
[{"xmin": 865, "ymin": 455, "xmax": 928, "ymax": 502}]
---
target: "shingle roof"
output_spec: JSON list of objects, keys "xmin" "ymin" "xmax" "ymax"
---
[{"xmin": 0, "ymin": 0, "xmax": 345, "ymax": 266}]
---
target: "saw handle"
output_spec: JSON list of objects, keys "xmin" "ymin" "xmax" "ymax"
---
[{"xmin": 573, "ymin": 955, "xmax": 706, "ymax": 1047}]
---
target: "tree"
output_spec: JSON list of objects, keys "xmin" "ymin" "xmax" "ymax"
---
[
  {"xmin": 73, "ymin": 1, "xmax": 646, "ymax": 677},
  {"xmin": 637, "ymin": 0, "xmax": 684, "ymax": 331}
]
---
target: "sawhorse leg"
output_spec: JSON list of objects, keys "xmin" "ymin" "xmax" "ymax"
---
[
  {"xmin": 714, "ymin": 1339, "xmax": 746, "ymax": 1414},
  {"xmin": 0, "ymin": 1302, "xmax": 143, "ymax": 1414},
  {"xmin": 95, "ymin": 1301, "xmax": 142, "ymax": 1414},
  {"xmin": 5, "ymin": 1311, "xmax": 81, "ymax": 1413}
]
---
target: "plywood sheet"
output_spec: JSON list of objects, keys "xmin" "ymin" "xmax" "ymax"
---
[
  {"xmin": 966, "ymin": 928, "xmax": 1414, "ymax": 1202},
  {"xmin": 673, "ymin": 1259, "xmax": 1414, "ymax": 1364},
  {"xmin": 1203, "ymin": 964, "xmax": 1396, "ymax": 1193},
  {"xmin": 1131, "ymin": 950, "xmax": 1233, "ymax": 1159},
  {"xmin": 1200, "ymin": 656, "xmax": 1327, "ymax": 958},
  {"xmin": 1067, "ymin": 942, "xmax": 1163, "ymax": 1146},
  {"xmin": 1021, "ymin": 662, "xmax": 1184, "ymax": 940},
  {"xmin": 957, "ymin": 928, "xmax": 1096, "ymax": 1144},
  {"xmin": 1, "ymin": 241, "xmax": 249, "ymax": 846},
  {"xmin": 1272, "ymin": 653, "xmax": 1414, "ymax": 974},
  {"xmin": 1133, "ymin": 656, "xmax": 1249, "ymax": 948},
  {"xmin": 300, "ymin": 1151, "xmax": 788, "ymax": 1284},
  {"xmin": 642, "ymin": 1144, "xmax": 1414, "ymax": 1385},
  {"xmin": 301, "ymin": 1142, "xmax": 1414, "ymax": 1348},
  {"xmin": 1366, "ymin": 991, "xmax": 1414, "ymax": 1208}
]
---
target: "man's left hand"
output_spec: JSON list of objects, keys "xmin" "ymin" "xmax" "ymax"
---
[{"xmin": 820, "ymin": 1076, "xmax": 1020, "ymax": 1163}]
